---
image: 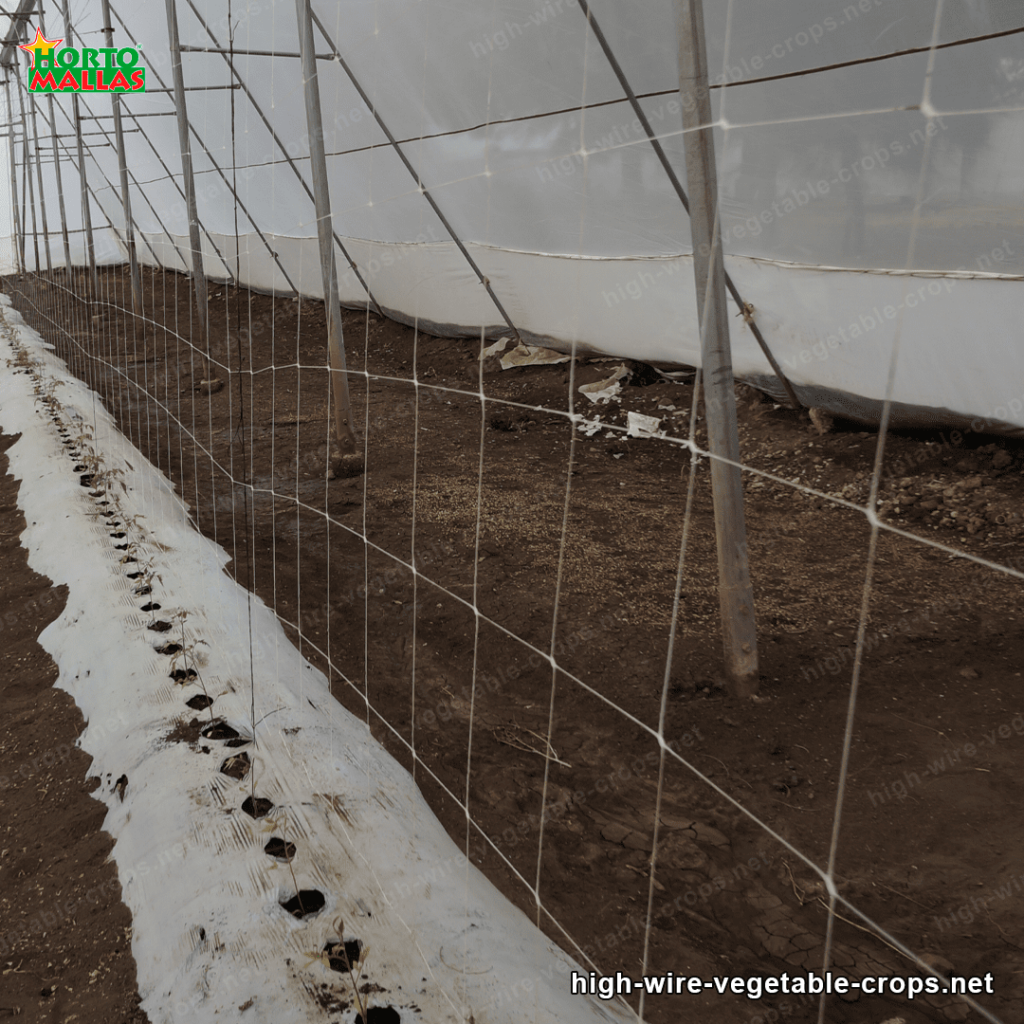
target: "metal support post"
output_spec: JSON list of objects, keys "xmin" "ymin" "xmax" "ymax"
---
[
  {"xmin": 25, "ymin": 76, "xmax": 52, "ymax": 272},
  {"xmin": 164, "ymin": 0, "xmax": 210, "ymax": 374},
  {"xmin": 35, "ymin": 5, "xmax": 71, "ymax": 274},
  {"xmin": 674, "ymin": 0, "xmax": 759, "ymax": 695},
  {"xmin": 61, "ymin": 0, "xmax": 98, "ymax": 293},
  {"xmin": 576, "ymin": 0, "xmax": 802, "ymax": 410},
  {"xmin": 179, "ymin": 0, "xmax": 376, "ymax": 311},
  {"xmin": 14, "ymin": 65, "xmax": 39, "ymax": 272},
  {"xmin": 294, "ymin": 0, "xmax": 358, "ymax": 454},
  {"xmin": 100, "ymin": 0, "xmax": 142, "ymax": 309},
  {"xmin": 4, "ymin": 77, "xmax": 25, "ymax": 273}
]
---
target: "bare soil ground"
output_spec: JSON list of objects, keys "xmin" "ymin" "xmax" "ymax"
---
[
  {"xmin": 3, "ymin": 265, "xmax": 1023, "ymax": 1024},
  {"xmin": 0, "ymin": 429, "xmax": 149, "ymax": 1023}
]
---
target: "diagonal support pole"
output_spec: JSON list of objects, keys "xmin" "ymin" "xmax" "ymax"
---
[
  {"xmin": 164, "ymin": 0, "xmax": 211, "ymax": 377},
  {"xmin": 576, "ymin": 0, "xmax": 801, "ymax": 410},
  {"xmin": 13, "ymin": 56, "xmax": 39, "ymax": 273},
  {"xmin": 24, "ymin": 63, "xmax": 52, "ymax": 272},
  {"xmin": 3, "ymin": 77, "xmax": 25, "ymax": 273},
  {"xmin": 309, "ymin": 8, "xmax": 523, "ymax": 343},
  {"xmin": 35, "ymin": 5, "xmax": 71, "ymax": 275},
  {"xmin": 675, "ymin": 0, "xmax": 758, "ymax": 695},
  {"xmin": 179, "ymin": 0, "xmax": 377, "ymax": 312},
  {"xmin": 99, "ymin": 0, "xmax": 142, "ymax": 310},
  {"xmin": 60, "ymin": 0, "xmax": 98, "ymax": 293},
  {"xmin": 294, "ymin": 0, "xmax": 358, "ymax": 455}
]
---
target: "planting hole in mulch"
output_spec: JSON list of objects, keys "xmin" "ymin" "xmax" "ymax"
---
[
  {"xmin": 264, "ymin": 836, "xmax": 296, "ymax": 861},
  {"xmin": 164, "ymin": 717, "xmax": 204, "ymax": 746},
  {"xmin": 110, "ymin": 531, "xmax": 126, "ymax": 538},
  {"xmin": 140, "ymin": 602, "xmax": 160, "ymax": 611},
  {"xmin": 224, "ymin": 737, "xmax": 249, "ymax": 748},
  {"xmin": 170, "ymin": 667, "xmax": 197, "ymax": 681},
  {"xmin": 220, "ymin": 751, "xmax": 250, "ymax": 780},
  {"xmin": 148, "ymin": 620, "xmax": 173, "ymax": 632},
  {"xmin": 201, "ymin": 721, "xmax": 240, "ymax": 741},
  {"xmin": 134, "ymin": 584, "xmax": 152, "ymax": 595},
  {"xmin": 157, "ymin": 642, "xmax": 182, "ymax": 655},
  {"xmin": 357, "ymin": 1008, "xmax": 401, "ymax": 1024},
  {"xmin": 323, "ymin": 938, "xmax": 362, "ymax": 973},
  {"xmin": 121, "ymin": 555, "xmax": 137, "ymax": 564},
  {"xmin": 115, "ymin": 543, "xmax": 129, "ymax": 551},
  {"xmin": 280, "ymin": 889, "xmax": 325, "ymax": 919},
  {"xmin": 73, "ymin": 463, "xmax": 86, "ymax": 472},
  {"xmin": 186, "ymin": 694, "xmax": 214, "ymax": 711},
  {"xmin": 242, "ymin": 795, "xmax": 274, "ymax": 819},
  {"xmin": 79, "ymin": 475, "xmax": 92, "ymax": 486}
]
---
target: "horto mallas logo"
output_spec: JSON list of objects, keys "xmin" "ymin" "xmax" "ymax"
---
[{"xmin": 21, "ymin": 26, "xmax": 146, "ymax": 93}]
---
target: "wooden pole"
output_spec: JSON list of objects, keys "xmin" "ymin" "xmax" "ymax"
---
[
  {"xmin": 674, "ymin": 0, "xmax": 759, "ymax": 696},
  {"xmin": 60, "ymin": 0, "xmax": 98, "ymax": 294},
  {"xmin": 13, "ymin": 59, "xmax": 39, "ymax": 273},
  {"xmin": 4, "ymin": 77, "xmax": 25, "ymax": 274},
  {"xmin": 164, "ymin": 0, "xmax": 211, "ymax": 378},
  {"xmin": 25, "ymin": 78, "xmax": 52, "ymax": 273},
  {"xmin": 294, "ymin": 0, "xmax": 359, "ymax": 458},
  {"xmin": 35, "ymin": 5, "xmax": 72, "ymax": 276},
  {"xmin": 100, "ymin": 0, "xmax": 143, "ymax": 310}
]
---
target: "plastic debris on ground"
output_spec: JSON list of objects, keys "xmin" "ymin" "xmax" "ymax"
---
[
  {"xmin": 626, "ymin": 411, "xmax": 665, "ymax": 439},
  {"xmin": 500, "ymin": 342, "xmax": 571, "ymax": 369},
  {"xmin": 579, "ymin": 364, "xmax": 630, "ymax": 404}
]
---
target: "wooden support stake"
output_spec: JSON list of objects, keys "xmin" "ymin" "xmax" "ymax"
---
[
  {"xmin": 3, "ymin": 77, "xmax": 25, "ymax": 273},
  {"xmin": 35, "ymin": 6, "xmax": 72, "ymax": 275},
  {"xmin": 674, "ymin": 0, "xmax": 759, "ymax": 695},
  {"xmin": 164, "ymin": 0, "xmax": 211, "ymax": 377},
  {"xmin": 294, "ymin": 0, "xmax": 359, "ymax": 457},
  {"xmin": 100, "ymin": 0, "xmax": 143, "ymax": 310},
  {"xmin": 60, "ymin": 0, "xmax": 98, "ymax": 294}
]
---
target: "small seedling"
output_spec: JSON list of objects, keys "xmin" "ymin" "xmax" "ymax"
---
[
  {"xmin": 169, "ymin": 612, "xmax": 215, "ymax": 724},
  {"xmin": 301, "ymin": 914, "xmax": 373, "ymax": 1021}
]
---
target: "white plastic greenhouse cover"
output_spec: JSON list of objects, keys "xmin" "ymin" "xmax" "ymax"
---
[{"xmin": 5, "ymin": 0, "xmax": 1024, "ymax": 431}]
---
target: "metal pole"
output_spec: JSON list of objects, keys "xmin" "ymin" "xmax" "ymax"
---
[
  {"xmin": 576, "ymin": 0, "xmax": 802, "ymax": 410},
  {"xmin": 48, "ymin": 97, "xmax": 164, "ymax": 269},
  {"xmin": 26, "ymin": 80, "xmax": 52, "ymax": 273},
  {"xmin": 61, "ymin": 0, "xmax": 97, "ymax": 293},
  {"xmin": 100, "ymin": 0, "xmax": 142, "ymax": 309},
  {"xmin": 4, "ymin": 77, "xmax": 25, "ymax": 273},
  {"xmin": 310, "ymin": 7, "xmax": 521, "ymax": 341},
  {"xmin": 35, "ymin": 5, "xmax": 71, "ymax": 275},
  {"xmin": 294, "ymin": 0, "xmax": 358, "ymax": 454},
  {"xmin": 14, "ymin": 62, "xmax": 39, "ymax": 272},
  {"xmin": 180, "ymin": 0, "xmax": 379, "ymax": 311},
  {"xmin": 164, "ymin": 0, "xmax": 211, "ymax": 375},
  {"xmin": 674, "ymin": 0, "xmax": 758, "ymax": 695}
]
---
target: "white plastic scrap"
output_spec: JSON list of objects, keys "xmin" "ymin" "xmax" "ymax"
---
[
  {"xmin": 626, "ymin": 411, "xmax": 664, "ymax": 438},
  {"xmin": 579, "ymin": 363, "xmax": 630, "ymax": 404},
  {"xmin": 479, "ymin": 336, "xmax": 513, "ymax": 360},
  {"xmin": 500, "ymin": 342, "xmax": 570, "ymax": 369}
]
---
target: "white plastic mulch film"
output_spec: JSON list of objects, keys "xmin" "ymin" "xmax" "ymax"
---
[{"xmin": 2, "ymin": 0, "xmax": 1022, "ymax": 430}]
